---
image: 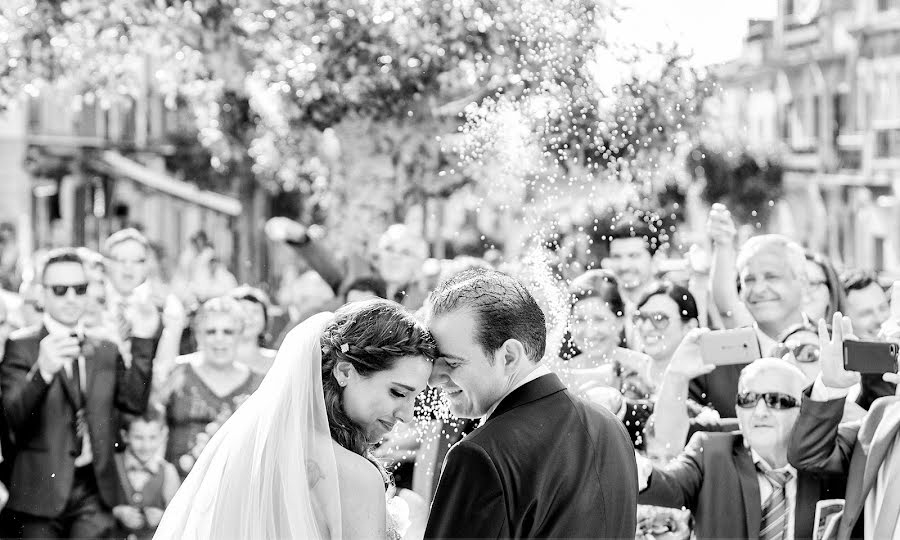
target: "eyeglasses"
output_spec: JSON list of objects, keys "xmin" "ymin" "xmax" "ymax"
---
[
  {"xmin": 632, "ymin": 311, "xmax": 671, "ymax": 330},
  {"xmin": 771, "ymin": 342, "xmax": 820, "ymax": 364},
  {"xmin": 47, "ymin": 283, "xmax": 89, "ymax": 297},
  {"xmin": 735, "ymin": 391, "xmax": 800, "ymax": 410},
  {"xmin": 203, "ymin": 327, "xmax": 237, "ymax": 337}
]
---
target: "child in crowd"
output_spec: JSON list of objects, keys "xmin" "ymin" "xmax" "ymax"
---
[{"xmin": 112, "ymin": 404, "xmax": 181, "ymax": 540}]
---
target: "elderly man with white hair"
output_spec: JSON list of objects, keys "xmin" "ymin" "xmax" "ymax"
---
[
  {"xmin": 636, "ymin": 337, "xmax": 846, "ymax": 540},
  {"xmin": 692, "ymin": 204, "xmax": 821, "ymax": 416}
]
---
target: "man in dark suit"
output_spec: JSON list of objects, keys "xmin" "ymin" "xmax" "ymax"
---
[
  {"xmin": 0, "ymin": 248, "xmax": 158, "ymax": 538},
  {"xmin": 422, "ymin": 268, "xmax": 637, "ymax": 539},
  {"xmin": 789, "ymin": 312, "xmax": 900, "ymax": 540},
  {"xmin": 639, "ymin": 357, "xmax": 846, "ymax": 540}
]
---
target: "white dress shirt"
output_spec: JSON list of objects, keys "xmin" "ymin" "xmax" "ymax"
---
[
  {"xmin": 481, "ymin": 365, "xmax": 552, "ymax": 425},
  {"xmin": 42, "ymin": 315, "xmax": 93, "ymax": 467},
  {"xmin": 752, "ymin": 449, "xmax": 797, "ymax": 540}
]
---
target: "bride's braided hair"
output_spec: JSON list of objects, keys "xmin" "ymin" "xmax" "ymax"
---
[{"xmin": 320, "ymin": 299, "xmax": 437, "ymax": 458}]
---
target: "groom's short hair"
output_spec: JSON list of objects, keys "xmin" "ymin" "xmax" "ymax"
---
[{"xmin": 426, "ymin": 267, "xmax": 546, "ymax": 363}]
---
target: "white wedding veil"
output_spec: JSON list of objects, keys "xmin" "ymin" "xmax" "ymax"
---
[{"xmin": 154, "ymin": 312, "xmax": 342, "ymax": 539}]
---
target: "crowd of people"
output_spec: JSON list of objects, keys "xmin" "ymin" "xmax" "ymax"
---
[{"xmin": 0, "ymin": 199, "xmax": 897, "ymax": 540}]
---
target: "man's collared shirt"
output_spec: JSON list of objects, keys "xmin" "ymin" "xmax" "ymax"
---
[
  {"xmin": 751, "ymin": 449, "xmax": 798, "ymax": 540},
  {"xmin": 41, "ymin": 314, "xmax": 93, "ymax": 467}
]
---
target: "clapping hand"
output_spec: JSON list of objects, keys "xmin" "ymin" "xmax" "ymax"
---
[
  {"xmin": 818, "ymin": 312, "xmax": 861, "ymax": 390},
  {"xmin": 126, "ymin": 299, "xmax": 162, "ymax": 339},
  {"xmin": 113, "ymin": 505, "xmax": 145, "ymax": 530},
  {"xmin": 665, "ymin": 328, "xmax": 716, "ymax": 380},
  {"xmin": 144, "ymin": 507, "xmax": 165, "ymax": 528}
]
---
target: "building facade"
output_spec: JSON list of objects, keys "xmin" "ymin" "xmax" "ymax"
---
[
  {"xmin": 713, "ymin": 0, "xmax": 900, "ymax": 276},
  {"xmin": 0, "ymin": 82, "xmax": 261, "ymax": 284}
]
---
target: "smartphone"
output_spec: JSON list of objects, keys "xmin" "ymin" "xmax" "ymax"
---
[
  {"xmin": 699, "ymin": 327, "xmax": 762, "ymax": 366},
  {"xmin": 843, "ymin": 340, "xmax": 899, "ymax": 374}
]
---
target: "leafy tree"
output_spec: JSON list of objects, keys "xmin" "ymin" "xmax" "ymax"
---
[{"xmin": 687, "ymin": 144, "xmax": 784, "ymax": 227}]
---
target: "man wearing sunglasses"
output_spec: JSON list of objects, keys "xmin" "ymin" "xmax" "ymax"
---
[
  {"xmin": 637, "ymin": 357, "xmax": 846, "ymax": 539},
  {"xmin": 0, "ymin": 248, "xmax": 159, "ymax": 539}
]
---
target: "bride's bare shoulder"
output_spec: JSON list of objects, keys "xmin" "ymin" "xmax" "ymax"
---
[
  {"xmin": 332, "ymin": 443, "xmax": 384, "ymax": 493},
  {"xmin": 332, "ymin": 443, "xmax": 387, "ymax": 537}
]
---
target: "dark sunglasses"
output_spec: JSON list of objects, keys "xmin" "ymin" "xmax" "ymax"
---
[
  {"xmin": 735, "ymin": 391, "xmax": 800, "ymax": 410},
  {"xmin": 771, "ymin": 343, "xmax": 820, "ymax": 364},
  {"xmin": 632, "ymin": 311, "xmax": 671, "ymax": 330},
  {"xmin": 48, "ymin": 283, "xmax": 89, "ymax": 297}
]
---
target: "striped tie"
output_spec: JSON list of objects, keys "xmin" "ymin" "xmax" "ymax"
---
[{"xmin": 760, "ymin": 469, "xmax": 792, "ymax": 540}]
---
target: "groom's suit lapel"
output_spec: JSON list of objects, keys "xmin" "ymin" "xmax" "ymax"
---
[{"xmin": 485, "ymin": 373, "xmax": 567, "ymax": 424}]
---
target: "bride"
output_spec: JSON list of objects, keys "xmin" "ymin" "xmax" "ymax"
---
[{"xmin": 154, "ymin": 299, "xmax": 438, "ymax": 539}]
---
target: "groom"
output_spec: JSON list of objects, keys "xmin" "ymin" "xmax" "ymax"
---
[{"xmin": 422, "ymin": 268, "xmax": 637, "ymax": 539}]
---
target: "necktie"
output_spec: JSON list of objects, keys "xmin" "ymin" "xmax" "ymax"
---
[{"xmin": 760, "ymin": 469, "xmax": 792, "ymax": 540}]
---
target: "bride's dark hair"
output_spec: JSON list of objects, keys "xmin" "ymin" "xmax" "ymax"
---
[{"xmin": 320, "ymin": 299, "xmax": 437, "ymax": 457}]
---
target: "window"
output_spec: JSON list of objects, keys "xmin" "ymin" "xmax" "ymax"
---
[
  {"xmin": 833, "ymin": 92, "xmax": 847, "ymax": 138},
  {"xmin": 874, "ymin": 236, "xmax": 885, "ymax": 273},
  {"xmin": 780, "ymin": 101, "xmax": 793, "ymax": 141},
  {"xmin": 812, "ymin": 94, "xmax": 821, "ymax": 141},
  {"xmin": 874, "ymin": 128, "xmax": 900, "ymax": 158}
]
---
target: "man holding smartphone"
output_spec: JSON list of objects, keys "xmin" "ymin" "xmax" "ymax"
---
[
  {"xmin": 0, "ymin": 248, "xmax": 159, "ymax": 539},
  {"xmin": 637, "ymin": 355, "xmax": 845, "ymax": 539},
  {"xmin": 789, "ymin": 311, "xmax": 900, "ymax": 540}
]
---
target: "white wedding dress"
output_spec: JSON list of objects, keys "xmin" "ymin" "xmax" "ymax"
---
[{"xmin": 154, "ymin": 313, "xmax": 344, "ymax": 539}]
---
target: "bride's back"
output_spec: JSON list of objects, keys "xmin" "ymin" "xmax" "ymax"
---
[{"xmin": 333, "ymin": 442, "xmax": 387, "ymax": 540}]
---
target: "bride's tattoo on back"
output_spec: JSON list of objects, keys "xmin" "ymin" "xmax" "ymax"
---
[{"xmin": 306, "ymin": 460, "xmax": 324, "ymax": 488}]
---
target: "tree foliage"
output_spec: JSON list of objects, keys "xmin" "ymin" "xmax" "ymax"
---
[{"xmin": 688, "ymin": 144, "xmax": 784, "ymax": 226}]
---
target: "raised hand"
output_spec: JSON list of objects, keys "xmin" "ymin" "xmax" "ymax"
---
[
  {"xmin": 264, "ymin": 217, "xmax": 307, "ymax": 244},
  {"xmin": 584, "ymin": 386, "xmax": 624, "ymax": 414},
  {"xmin": 706, "ymin": 203, "xmax": 737, "ymax": 247},
  {"xmin": 37, "ymin": 334, "xmax": 80, "ymax": 379},
  {"xmin": 665, "ymin": 328, "xmax": 716, "ymax": 380},
  {"xmin": 818, "ymin": 312, "xmax": 861, "ymax": 389}
]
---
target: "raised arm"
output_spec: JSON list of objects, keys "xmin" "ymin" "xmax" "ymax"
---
[
  {"xmin": 708, "ymin": 204, "xmax": 755, "ymax": 330},
  {"xmin": 788, "ymin": 313, "xmax": 861, "ymax": 474},
  {"xmin": 265, "ymin": 218, "xmax": 345, "ymax": 294},
  {"xmin": 646, "ymin": 330, "xmax": 713, "ymax": 453},
  {"xmin": 638, "ymin": 432, "xmax": 707, "ymax": 511}
]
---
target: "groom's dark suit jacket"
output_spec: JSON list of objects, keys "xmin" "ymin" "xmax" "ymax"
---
[{"xmin": 425, "ymin": 373, "xmax": 638, "ymax": 539}]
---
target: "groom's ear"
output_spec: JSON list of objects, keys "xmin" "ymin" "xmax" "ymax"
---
[{"xmin": 499, "ymin": 339, "xmax": 529, "ymax": 370}]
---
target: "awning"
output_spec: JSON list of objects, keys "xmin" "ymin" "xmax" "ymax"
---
[{"xmin": 96, "ymin": 151, "xmax": 242, "ymax": 217}]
